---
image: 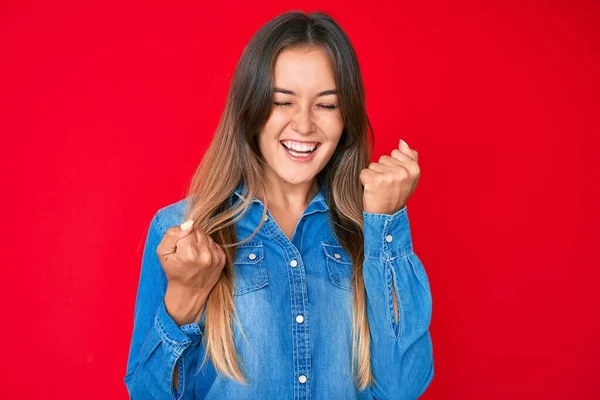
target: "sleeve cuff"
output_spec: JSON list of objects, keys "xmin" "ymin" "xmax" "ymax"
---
[
  {"xmin": 154, "ymin": 298, "xmax": 204, "ymax": 355},
  {"xmin": 363, "ymin": 205, "xmax": 414, "ymax": 260}
]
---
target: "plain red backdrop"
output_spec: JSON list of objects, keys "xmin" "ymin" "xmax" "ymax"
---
[{"xmin": 1, "ymin": 0, "xmax": 599, "ymax": 398}]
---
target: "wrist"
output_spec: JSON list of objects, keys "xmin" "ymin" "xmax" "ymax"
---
[{"xmin": 164, "ymin": 283, "xmax": 208, "ymax": 326}]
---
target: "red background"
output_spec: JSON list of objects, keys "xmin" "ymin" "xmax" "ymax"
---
[{"xmin": 1, "ymin": 1, "xmax": 599, "ymax": 399}]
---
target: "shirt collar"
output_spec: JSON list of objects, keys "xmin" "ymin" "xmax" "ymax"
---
[{"xmin": 233, "ymin": 180, "xmax": 329, "ymax": 213}]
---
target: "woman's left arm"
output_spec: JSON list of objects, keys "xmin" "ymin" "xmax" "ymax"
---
[{"xmin": 362, "ymin": 205, "xmax": 434, "ymax": 400}]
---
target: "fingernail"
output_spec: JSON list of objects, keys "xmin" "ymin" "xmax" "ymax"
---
[
  {"xmin": 400, "ymin": 139, "xmax": 409, "ymax": 148},
  {"xmin": 180, "ymin": 219, "xmax": 194, "ymax": 231}
]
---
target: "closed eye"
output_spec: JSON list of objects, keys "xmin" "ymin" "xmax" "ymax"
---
[
  {"xmin": 318, "ymin": 104, "xmax": 338, "ymax": 110},
  {"xmin": 273, "ymin": 102, "xmax": 338, "ymax": 111}
]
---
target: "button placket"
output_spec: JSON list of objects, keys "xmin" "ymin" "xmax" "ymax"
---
[{"xmin": 284, "ymin": 253, "xmax": 310, "ymax": 394}]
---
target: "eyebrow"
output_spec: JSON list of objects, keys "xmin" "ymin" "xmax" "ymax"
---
[{"xmin": 274, "ymin": 87, "xmax": 338, "ymax": 97}]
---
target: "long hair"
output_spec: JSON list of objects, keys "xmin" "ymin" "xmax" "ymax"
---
[{"xmin": 183, "ymin": 10, "xmax": 375, "ymax": 389}]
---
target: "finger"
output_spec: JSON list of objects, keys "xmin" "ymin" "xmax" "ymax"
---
[
  {"xmin": 205, "ymin": 234, "xmax": 220, "ymax": 255},
  {"xmin": 158, "ymin": 219, "xmax": 196, "ymax": 256},
  {"xmin": 368, "ymin": 162, "xmax": 391, "ymax": 173},
  {"xmin": 194, "ymin": 226, "xmax": 210, "ymax": 247},
  {"xmin": 195, "ymin": 230, "xmax": 221, "ymax": 263},
  {"xmin": 175, "ymin": 229, "xmax": 201, "ymax": 259},
  {"xmin": 390, "ymin": 150, "xmax": 420, "ymax": 176},
  {"xmin": 391, "ymin": 149, "xmax": 418, "ymax": 164},
  {"xmin": 398, "ymin": 140, "xmax": 418, "ymax": 162},
  {"xmin": 372, "ymin": 157, "xmax": 418, "ymax": 180},
  {"xmin": 207, "ymin": 236, "xmax": 226, "ymax": 265},
  {"xmin": 359, "ymin": 167, "xmax": 378, "ymax": 187},
  {"xmin": 378, "ymin": 154, "xmax": 403, "ymax": 167}
]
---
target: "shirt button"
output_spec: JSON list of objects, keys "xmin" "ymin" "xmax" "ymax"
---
[
  {"xmin": 290, "ymin": 260, "xmax": 298, "ymax": 268},
  {"xmin": 263, "ymin": 214, "xmax": 269, "ymax": 222},
  {"xmin": 296, "ymin": 315, "xmax": 304, "ymax": 323},
  {"xmin": 298, "ymin": 375, "xmax": 307, "ymax": 384},
  {"xmin": 385, "ymin": 234, "xmax": 393, "ymax": 243},
  {"xmin": 248, "ymin": 253, "xmax": 257, "ymax": 260},
  {"xmin": 334, "ymin": 253, "xmax": 341, "ymax": 259}
]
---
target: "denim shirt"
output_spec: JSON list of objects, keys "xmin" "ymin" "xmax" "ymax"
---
[{"xmin": 124, "ymin": 181, "xmax": 434, "ymax": 400}]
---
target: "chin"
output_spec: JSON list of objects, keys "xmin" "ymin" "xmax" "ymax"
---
[
  {"xmin": 276, "ymin": 171, "xmax": 315, "ymax": 185},
  {"xmin": 280, "ymin": 176, "xmax": 313, "ymax": 185}
]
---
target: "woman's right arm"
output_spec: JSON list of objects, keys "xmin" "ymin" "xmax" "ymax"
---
[{"xmin": 124, "ymin": 212, "xmax": 206, "ymax": 400}]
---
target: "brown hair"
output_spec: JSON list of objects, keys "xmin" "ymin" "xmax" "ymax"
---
[{"xmin": 183, "ymin": 10, "xmax": 375, "ymax": 389}]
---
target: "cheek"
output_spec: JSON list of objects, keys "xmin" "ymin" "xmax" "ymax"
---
[
  {"xmin": 318, "ymin": 111, "xmax": 343, "ymax": 129},
  {"xmin": 267, "ymin": 109, "xmax": 291, "ymax": 128},
  {"xmin": 321, "ymin": 114, "xmax": 344, "ymax": 141},
  {"xmin": 258, "ymin": 114, "xmax": 286, "ymax": 142},
  {"xmin": 258, "ymin": 123, "xmax": 285, "ymax": 158}
]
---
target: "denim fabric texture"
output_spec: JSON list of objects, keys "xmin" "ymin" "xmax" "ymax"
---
[{"xmin": 124, "ymin": 180, "xmax": 434, "ymax": 399}]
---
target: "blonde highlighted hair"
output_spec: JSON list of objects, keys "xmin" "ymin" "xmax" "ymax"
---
[{"xmin": 183, "ymin": 10, "xmax": 375, "ymax": 390}]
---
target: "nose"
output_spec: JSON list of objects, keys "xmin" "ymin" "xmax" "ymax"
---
[{"xmin": 290, "ymin": 106, "xmax": 316, "ymax": 135}]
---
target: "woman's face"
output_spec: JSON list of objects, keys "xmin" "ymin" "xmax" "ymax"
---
[{"xmin": 257, "ymin": 46, "xmax": 344, "ymax": 186}]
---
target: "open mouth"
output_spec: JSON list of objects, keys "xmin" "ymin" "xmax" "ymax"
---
[{"xmin": 280, "ymin": 141, "xmax": 321, "ymax": 158}]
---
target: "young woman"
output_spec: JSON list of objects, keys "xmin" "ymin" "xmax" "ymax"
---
[{"xmin": 124, "ymin": 10, "xmax": 433, "ymax": 400}]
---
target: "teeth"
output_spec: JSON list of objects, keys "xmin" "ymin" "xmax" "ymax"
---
[
  {"xmin": 288, "ymin": 148, "xmax": 311, "ymax": 157},
  {"xmin": 283, "ymin": 140, "xmax": 318, "ymax": 152}
]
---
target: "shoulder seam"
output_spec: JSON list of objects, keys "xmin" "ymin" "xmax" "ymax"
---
[{"xmin": 153, "ymin": 209, "xmax": 167, "ymax": 236}]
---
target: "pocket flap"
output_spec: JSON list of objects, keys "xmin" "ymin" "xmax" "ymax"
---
[
  {"xmin": 321, "ymin": 242, "xmax": 352, "ymax": 264},
  {"xmin": 233, "ymin": 240, "xmax": 268, "ymax": 295},
  {"xmin": 234, "ymin": 241, "xmax": 264, "ymax": 264}
]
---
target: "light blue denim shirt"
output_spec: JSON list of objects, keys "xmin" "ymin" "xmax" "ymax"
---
[{"xmin": 124, "ymin": 180, "xmax": 434, "ymax": 399}]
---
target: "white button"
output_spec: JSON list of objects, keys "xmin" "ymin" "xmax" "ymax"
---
[
  {"xmin": 290, "ymin": 260, "xmax": 298, "ymax": 268},
  {"xmin": 248, "ymin": 253, "xmax": 257, "ymax": 260},
  {"xmin": 298, "ymin": 375, "xmax": 307, "ymax": 384},
  {"xmin": 263, "ymin": 214, "xmax": 269, "ymax": 221},
  {"xmin": 296, "ymin": 315, "xmax": 304, "ymax": 323},
  {"xmin": 385, "ymin": 234, "xmax": 393, "ymax": 243},
  {"xmin": 334, "ymin": 253, "xmax": 341, "ymax": 259}
]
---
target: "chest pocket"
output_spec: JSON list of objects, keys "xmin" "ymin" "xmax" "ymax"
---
[
  {"xmin": 233, "ymin": 240, "xmax": 269, "ymax": 295},
  {"xmin": 321, "ymin": 242, "xmax": 354, "ymax": 292}
]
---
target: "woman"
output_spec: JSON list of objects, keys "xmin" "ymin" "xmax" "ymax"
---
[{"xmin": 124, "ymin": 10, "xmax": 433, "ymax": 400}]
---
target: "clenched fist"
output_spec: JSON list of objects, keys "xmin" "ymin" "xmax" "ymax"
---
[
  {"xmin": 156, "ymin": 219, "xmax": 226, "ymax": 326},
  {"xmin": 359, "ymin": 139, "xmax": 420, "ymax": 215}
]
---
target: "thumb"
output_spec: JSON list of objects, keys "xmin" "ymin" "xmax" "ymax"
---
[
  {"xmin": 158, "ymin": 219, "xmax": 196, "ymax": 260},
  {"xmin": 399, "ymin": 139, "xmax": 410, "ymax": 152},
  {"xmin": 178, "ymin": 219, "xmax": 195, "ymax": 238}
]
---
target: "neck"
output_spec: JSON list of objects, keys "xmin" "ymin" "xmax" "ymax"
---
[{"xmin": 258, "ymin": 172, "xmax": 319, "ymax": 212}]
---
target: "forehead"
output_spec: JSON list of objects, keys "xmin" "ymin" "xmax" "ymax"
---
[{"xmin": 273, "ymin": 46, "xmax": 336, "ymax": 90}]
